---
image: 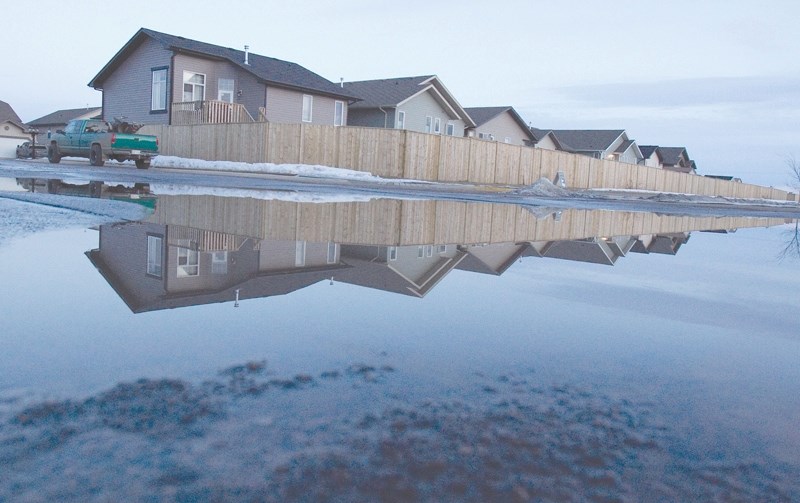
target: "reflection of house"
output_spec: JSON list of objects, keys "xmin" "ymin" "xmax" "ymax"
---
[
  {"xmin": 549, "ymin": 129, "xmax": 643, "ymax": 165},
  {"xmin": 526, "ymin": 236, "xmax": 637, "ymax": 266},
  {"xmin": 343, "ymin": 75, "xmax": 475, "ymax": 136},
  {"xmin": 457, "ymin": 243, "xmax": 529, "ymax": 275},
  {"xmin": 463, "ymin": 106, "xmax": 536, "ymax": 146},
  {"xmin": 0, "ymin": 99, "xmax": 30, "ymax": 158},
  {"xmin": 630, "ymin": 233, "xmax": 690, "ymax": 255},
  {"xmin": 89, "ymin": 28, "xmax": 356, "ymax": 126},
  {"xmin": 26, "ymin": 107, "xmax": 102, "ymax": 135},
  {"xmin": 335, "ymin": 244, "xmax": 468, "ymax": 298},
  {"xmin": 87, "ymin": 222, "xmax": 348, "ymax": 312}
]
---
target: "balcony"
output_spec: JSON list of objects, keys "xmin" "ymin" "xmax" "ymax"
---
[{"xmin": 171, "ymin": 100, "xmax": 264, "ymax": 126}]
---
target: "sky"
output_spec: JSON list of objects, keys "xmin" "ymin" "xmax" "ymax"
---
[{"xmin": 2, "ymin": 0, "xmax": 799, "ymax": 187}]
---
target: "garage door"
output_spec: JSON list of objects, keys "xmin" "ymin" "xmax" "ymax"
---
[{"xmin": 0, "ymin": 137, "xmax": 27, "ymax": 158}]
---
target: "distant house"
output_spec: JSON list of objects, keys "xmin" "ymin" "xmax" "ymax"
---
[
  {"xmin": 343, "ymin": 75, "xmax": 475, "ymax": 136},
  {"xmin": 27, "ymin": 107, "xmax": 102, "ymax": 135},
  {"xmin": 549, "ymin": 129, "xmax": 644, "ymax": 165},
  {"xmin": 526, "ymin": 236, "xmax": 637, "ymax": 266},
  {"xmin": 88, "ymin": 28, "xmax": 357, "ymax": 127},
  {"xmin": 0, "ymin": 100, "xmax": 31, "ymax": 158},
  {"xmin": 463, "ymin": 106, "xmax": 536, "ymax": 146},
  {"xmin": 529, "ymin": 127, "xmax": 563, "ymax": 151},
  {"xmin": 659, "ymin": 147, "xmax": 696, "ymax": 174},
  {"xmin": 638, "ymin": 145, "xmax": 663, "ymax": 168}
]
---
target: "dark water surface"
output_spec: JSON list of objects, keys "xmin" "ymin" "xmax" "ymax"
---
[{"xmin": 1, "ymin": 189, "xmax": 799, "ymax": 501}]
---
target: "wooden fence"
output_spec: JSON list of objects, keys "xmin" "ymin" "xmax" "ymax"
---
[{"xmin": 140, "ymin": 123, "xmax": 798, "ymax": 202}]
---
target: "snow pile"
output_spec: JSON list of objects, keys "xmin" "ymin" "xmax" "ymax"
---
[
  {"xmin": 514, "ymin": 177, "xmax": 572, "ymax": 198},
  {"xmin": 151, "ymin": 155, "xmax": 384, "ymax": 182}
]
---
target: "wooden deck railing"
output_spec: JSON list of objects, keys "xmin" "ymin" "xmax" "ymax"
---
[{"xmin": 171, "ymin": 100, "xmax": 256, "ymax": 125}]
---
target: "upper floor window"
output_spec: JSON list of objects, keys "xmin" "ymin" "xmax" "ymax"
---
[
  {"xmin": 151, "ymin": 68, "xmax": 167, "ymax": 111},
  {"xmin": 433, "ymin": 118, "xmax": 441, "ymax": 134},
  {"xmin": 446, "ymin": 123, "xmax": 455, "ymax": 136},
  {"xmin": 218, "ymin": 78, "xmax": 234, "ymax": 103},
  {"xmin": 302, "ymin": 95, "xmax": 313, "ymax": 122},
  {"xmin": 176, "ymin": 240, "xmax": 199, "ymax": 277},
  {"xmin": 397, "ymin": 111, "xmax": 406, "ymax": 129},
  {"xmin": 183, "ymin": 71, "xmax": 205, "ymax": 102},
  {"xmin": 334, "ymin": 101, "xmax": 344, "ymax": 126},
  {"xmin": 425, "ymin": 116, "xmax": 432, "ymax": 133}
]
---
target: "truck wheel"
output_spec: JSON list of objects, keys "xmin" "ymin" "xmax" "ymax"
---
[
  {"xmin": 47, "ymin": 144, "xmax": 61, "ymax": 164},
  {"xmin": 135, "ymin": 159, "xmax": 150, "ymax": 169},
  {"xmin": 90, "ymin": 144, "xmax": 104, "ymax": 166}
]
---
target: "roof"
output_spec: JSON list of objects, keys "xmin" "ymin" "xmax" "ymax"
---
[
  {"xmin": 464, "ymin": 106, "xmax": 536, "ymax": 142},
  {"xmin": 639, "ymin": 145, "xmax": 659, "ymax": 158},
  {"xmin": 89, "ymin": 28, "xmax": 357, "ymax": 101},
  {"xmin": 343, "ymin": 75, "xmax": 476, "ymax": 127},
  {"xmin": 659, "ymin": 147, "xmax": 689, "ymax": 166},
  {"xmin": 27, "ymin": 107, "xmax": 103, "ymax": 128},
  {"xmin": 0, "ymin": 100, "xmax": 22, "ymax": 124},
  {"xmin": 549, "ymin": 129, "xmax": 626, "ymax": 152}
]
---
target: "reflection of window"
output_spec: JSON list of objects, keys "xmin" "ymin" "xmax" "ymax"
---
[
  {"xmin": 147, "ymin": 235, "xmax": 162, "ymax": 277},
  {"xmin": 211, "ymin": 251, "xmax": 228, "ymax": 274},
  {"xmin": 425, "ymin": 245, "xmax": 433, "ymax": 257},
  {"xmin": 437, "ymin": 245, "xmax": 447, "ymax": 254},
  {"xmin": 183, "ymin": 71, "xmax": 205, "ymax": 102},
  {"xmin": 446, "ymin": 123, "xmax": 454, "ymax": 136},
  {"xmin": 397, "ymin": 111, "xmax": 405, "ymax": 129},
  {"xmin": 334, "ymin": 101, "xmax": 344, "ymax": 126},
  {"xmin": 327, "ymin": 242, "xmax": 337, "ymax": 264},
  {"xmin": 218, "ymin": 78, "xmax": 234, "ymax": 103},
  {"xmin": 302, "ymin": 95, "xmax": 313, "ymax": 122},
  {"xmin": 151, "ymin": 68, "xmax": 167, "ymax": 111},
  {"xmin": 177, "ymin": 240, "xmax": 199, "ymax": 277},
  {"xmin": 388, "ymin": 246, "xmax": 397, "ymax": 261}
]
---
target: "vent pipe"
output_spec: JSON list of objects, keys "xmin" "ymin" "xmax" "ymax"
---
[
  {"xmin": 244, "ymin": 45, "xmax": 250, "ymax": 65},
  {"xmin": 340, "ymin": 78, "xmax": 344, "ymax": 88}
]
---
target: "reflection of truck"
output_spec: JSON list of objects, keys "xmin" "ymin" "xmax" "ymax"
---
[
  {"xmin": 16, "ymin": 141, "xmax": 47, "ymax": 159},
  {"xmin": 47, "ymin": 119, "xmax": 158, "ymax": 169}
]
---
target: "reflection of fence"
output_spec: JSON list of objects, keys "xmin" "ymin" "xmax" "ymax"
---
[
  {"xmin": 171, "ymin": 101, "xmax": 255, "ymax": 125},
  {"xmin": 140, "ymin": 122, "xmax": 798, "ymax": 201}
]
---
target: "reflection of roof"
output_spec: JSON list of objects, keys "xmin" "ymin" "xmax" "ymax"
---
[
  {"xmin": 0, "ymin": 99, "xmax": 22, "ymax": 124},
  {"xmin": 549, "ymin": 129, "xmax": 625, "ymax": 152},
  {"xmin": 27, "ymin": 107, "xmax": 102, "ymax": 128},
  {"xmin": 90, "ymin": 28, "xmax": 356, "ymax": 100}
]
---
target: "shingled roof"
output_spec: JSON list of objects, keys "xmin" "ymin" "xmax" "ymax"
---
[
  {"xmin": 549, "ymin": 130, "xmax": 626, "ymax": 152},
  {"xmin": 0, "ymin": 100, "xmax": 23, "ymax": 125},
  {"xmin": 89, "ymin": 28, "xmax": 357, "ymax": 101},
  {"xmin": 658, "ymin": 147, "xmax": 690, "ymax": 166},
  {"xmin": 464, "ymin": 106, "xmax": 536, "ymax": 142},
  {"xmin": 27, "ymin": 107, "xmax": 102, "ymax": 129}
]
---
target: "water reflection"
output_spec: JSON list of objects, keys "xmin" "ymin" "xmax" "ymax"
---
[{"xmin": 82, "ymin": 187, "xmax": 787, "ymax": 312}]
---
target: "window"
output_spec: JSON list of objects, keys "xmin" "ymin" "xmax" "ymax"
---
[
  {"xmin": 176, "ymin": 240, "xmax": 199, "ymax": 277},
  {"xmin": 425, "ymin": 116, "xmax": 432, "ymax": 133},
  {"xmin": 433, "ymin": 118, "xmax": 441, "ymax": 134},
  {"xmin": 437, "ymin": 245, "xmax": 447, "ymax": 254},
  {"xmin": 302, "ymin": 95, "xmax": 313, "ymax": 122},
  {"xmin": 334, "ymin": 101, "xmax": 344, "ymax": 126},
  {"xmin": 151, "ymin": 68, "xmax": 167, "ymax": 111},
  {"xmin": 146, "ymin": 235, "xmax": 163, "ymax": 277},
  {"xmin": 218, "ymin": 78, "xmax": 234, "ymax": 103},
  {"xmin": 295, "ymin": 241, "xmax": 306, "ymax": 266},
  {"xmin": 478, "ymin": 132, "xmax": 487, "ymax": 140},
  {"xmin": 504, "ymin": 137, "xmax": 511, "ymax": 144},
  {"xmin": 397, "ymin": 111, "xmax": 406, "ymax": 129},
  {"xmin": 388, "ymin": 247, "xmax": 398, "ymax": 261},
  {"xmin": 183, "ymin": 71, "xmax": 205, "ymax": 102},
  {"xmin": 445, "ymin": 123, "xmax": 454, "ymax": 136},
  {"xmin": 211, "ymin": 251, "xmax": 228, "ymax": 274}
]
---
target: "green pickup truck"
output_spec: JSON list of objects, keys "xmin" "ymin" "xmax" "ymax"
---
[{"xmin": 47, "ymin": 119, "xmax": 159, "ymax": 169}]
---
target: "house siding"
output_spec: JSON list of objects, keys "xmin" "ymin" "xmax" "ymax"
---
[
  {"xmin": 535, "ymin": 135, "xmax": 558, "ymax": 151},
  {"xmin": 101, "ymin": 38, "xmax": 173, "ymax": 124},
  {"xmin": 471, "ymin": 113, "xmax": 530, "ymax": 146},
  {"xmin": 348, "ymin": 108, "xmax": 391, "ymax": 128},
  {"xmin": 264, "ymin": 87, "xmax": 345, "ymax": 125},
  {"xmin": 399, "ymin": 91, "xmax": 465, "ymax": 135}
]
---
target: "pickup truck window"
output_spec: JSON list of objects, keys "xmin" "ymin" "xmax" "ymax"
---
[{"xmin": 65, "ymin": 122, "xmax": 82, "ymax": 134}]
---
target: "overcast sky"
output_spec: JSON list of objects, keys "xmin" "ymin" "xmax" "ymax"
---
[{"xmin": 3, "ymin": 0, "xmax": 798, "ymax": 186}]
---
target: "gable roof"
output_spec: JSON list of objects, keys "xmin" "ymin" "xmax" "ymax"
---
[
  {"xmin": 0, "ymin": 100, "xmax": 23, "ymax": 124},
  {"xmin": 89, "ymin": 28, "xmax": 357, "ymax": 101},
  {"xmin": 343, "ymin": 75, "xmax": 476, "ymax": 127},
  {"xmin": 549, "ymin": 129, "xmax": 626, "ymax": 152},
  {"xmin": 658, "ymin": 147, "xmax": 690, "ymax": 166},
  {"xmin": 638, "ymin": 145, "xmax": 659, "ymax": 158},
  {"xmin": 27, "ymin": 107, "xmax": 103, "ymax": 128},
  {"xmin": 464, "ymin": 106, "xmax": 536, "ymax": 142}
]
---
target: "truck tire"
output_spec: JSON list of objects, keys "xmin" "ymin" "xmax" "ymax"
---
[
  {"xmin": 135, "ymin": 159, "xmax": 150, "ymax": 169},
  {"xmin": 90, "ymin": 144, "xmax": 104, "ymax": 167},
  {"xmin": 47, "ymin": 144, "xmax": 61, "ymax": 164}
]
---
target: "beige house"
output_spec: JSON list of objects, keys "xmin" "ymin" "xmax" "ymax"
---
[
  {"xmin": 0, "ymin": 100, "xmax": 30, "ymax": 158},
  {"xmin": 464, "ymin": 106, "xmax": 536, "ymax": 146},
  {"xmin": 529, "ymin": 127, "xmax": 563, "ymax": 151}
]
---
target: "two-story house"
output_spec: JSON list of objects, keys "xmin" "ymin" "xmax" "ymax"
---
[
  {"xmin": 88, "ymin": 28, "xmax": 357, "ymax": 127},
  {"xmin": 463, "ymin": 106, "xmax": 536, "ymax": 146}
]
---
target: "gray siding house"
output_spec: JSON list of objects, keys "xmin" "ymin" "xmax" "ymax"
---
[
  {"xmin": 88, "ymin": 28, "xmax": 357, "ymax": 126},
  {"xmin": 342, "ymin": 75, "xmax": 475, "ymax": 135},
  {"xmin": 549, "ymin": 129, "xmax": 644, "ymax": 165},
  {"xmin": 464, "ymin": 106, "xmax": 536, "ymax": 146}
]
